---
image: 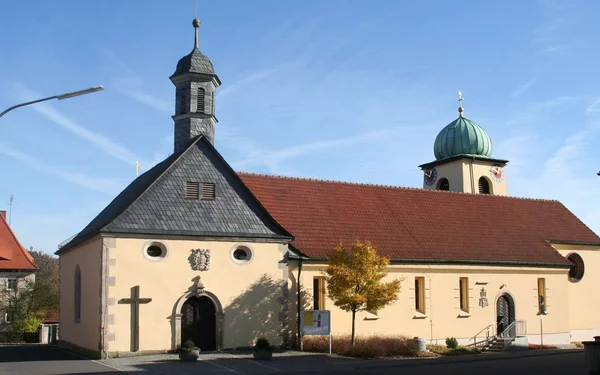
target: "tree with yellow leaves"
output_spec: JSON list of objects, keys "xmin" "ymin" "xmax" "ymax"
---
[{"xmin": 325, "ymin": 241, "xmax": 401, "ymax": 347}]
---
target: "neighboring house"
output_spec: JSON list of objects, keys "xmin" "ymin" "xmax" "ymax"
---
[
  {"xmin": 55, "ymin": 19, "xmax": 600, "ymax": 359},
  {"xmin": 0, "ymin": 210, "xmax": 37, "ymax": 331}
]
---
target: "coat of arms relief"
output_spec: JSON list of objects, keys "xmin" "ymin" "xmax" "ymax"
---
[{"xmin": 188, "ymin": 249, "xmax": 211, "ymax": 271}]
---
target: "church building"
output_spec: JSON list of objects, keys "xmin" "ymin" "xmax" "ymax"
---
[{"xmin": 56, "ymin": 19, "xmax": 600, "ymax": 359}]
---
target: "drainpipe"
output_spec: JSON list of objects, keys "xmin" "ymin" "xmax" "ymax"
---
[
  {"xmin": 423, "ymin": 267, "xmax": 434, "ymax": 344},
  {"xmin": 469, "ymin": 157, "xmax": 476, "ymax": 193},
  {"xmin": 297, "ymin": 258, "xmax": 303, "ymax": 348}
]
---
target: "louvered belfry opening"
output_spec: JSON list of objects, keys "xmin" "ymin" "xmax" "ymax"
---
[
  {"xmin": 179, "ymin": 87, "xmax": 188, "ymax": 115},
  {"xmin": 186, "ymin": 181, "xmax": 199, "ymax": 199},
  {"xmin": 478, "ymin": 177, "xmax": 490, "ymax": 194},
  {"xmin": 197, "ymin": 88, "xmax": 205, "ymax": 113},
  {"xmin": 438, "ymin": 178, "xmax": 450, "ymax": 191},
  {"xmin": 202, "ymin": 183, "xmax": 215, "ymax": 200}
]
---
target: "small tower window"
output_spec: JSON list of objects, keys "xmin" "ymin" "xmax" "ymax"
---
[
  {"xmin": 478, "ymin": 177, "xmax": 490, "ymax": 194},
  {"xmin": 178, "ymin": 87, "xmax": 188, "ymax": 115},
  {"xmin": 437, "ymin": 178, "xmax": 449, "ymax": 191},
  {"xmin": 186, "ymin": 182, "xmax": 199, "ymax": 199},
  {"xmin": 196, "ymin": 87, "xmax": 205, "ymax": 113},
  {"xmin": 202, "ymin": 183, "xmax": 215, "ymax": 200},
  {"xmin": 211, "ymin": 91, "xmax": 215, "ymax": 113},
  {"xmin": 74, "ymin": 266, "xmax": 81, "ymax": 323},
  {"xmin": 567, "ymin": 253, "xmax": 585, "ymax": 282}
]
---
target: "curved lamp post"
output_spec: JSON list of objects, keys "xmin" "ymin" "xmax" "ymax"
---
[{"xmin": 0, "ymin": 85, "xmax": 104, "ymax": 119}]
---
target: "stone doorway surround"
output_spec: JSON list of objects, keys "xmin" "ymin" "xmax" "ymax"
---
[{"xmin": 172, "ymin": 287, "xmax": 224, "ymax": 351}]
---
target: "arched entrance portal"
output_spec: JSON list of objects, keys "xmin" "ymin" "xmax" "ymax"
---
[
  {"xmin": 181, "ymin": 296, "xmax": 216, "ymax": 351},
  {"xmin": 496, "ymin": 293, "xmax": 515, "ymax": 336}
]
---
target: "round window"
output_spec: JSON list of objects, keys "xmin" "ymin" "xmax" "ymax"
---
[
  {"xmin": 233, "ymin": 248, "xmax": 248, "ymax": 260},
  {"xmin": 567, "ymin": 253, "xmax": 585, "ymax": 282},
  {"xmin": 145, "ymin": 244, "xmax": 166, "ymax": 259},
  {"xmin": 231, "ymin": 246, "xmax": 253, "ymax": 264}
]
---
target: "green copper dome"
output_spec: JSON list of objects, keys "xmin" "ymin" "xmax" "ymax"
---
[{"xmin": 433, "ymin": 117, "xmax": 492, "ymax": 160}]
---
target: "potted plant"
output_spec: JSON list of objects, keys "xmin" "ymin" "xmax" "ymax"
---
[
  {"xmin": 252, "ymin": 337, "xmax": 273, "ymax": 360},
  {"xmin": 179, "ymin": 340, "xmax": 200, "ymax": 362}
]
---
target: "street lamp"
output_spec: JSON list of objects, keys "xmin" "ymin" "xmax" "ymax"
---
[{"xmin": 0, "ymin": 85, "xmax": 103, "ymax": 119}]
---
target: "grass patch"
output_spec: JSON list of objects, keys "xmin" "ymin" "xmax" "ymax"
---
[
  {"xmin": 427, "ymin": 344, "xmax": 481, "ymax": 356},
  {"xmin": 302, "ymin": 335, "xmax": 434, "ymax": 359}
]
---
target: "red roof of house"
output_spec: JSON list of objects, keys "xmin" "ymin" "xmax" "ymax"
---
[
  {"xmin": 43, "ymin": 310, "xmax": 59, "ymax": 324},
  {"xmin": 239, "ymin": 173, "xmax": 600, "ymax": 266},
  {"xmin": 0, "ymin": 213, "xmax": 36, "ymax": 270}
]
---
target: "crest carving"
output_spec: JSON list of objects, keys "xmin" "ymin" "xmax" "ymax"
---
[{"xmin": 189, "ymin": 249, "xmax": 211, "ymax": 271}]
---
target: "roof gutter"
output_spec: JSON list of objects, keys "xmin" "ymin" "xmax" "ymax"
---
[{"xmin": 291, "ymin": 256, "xmax": 572, "ymax": 269}]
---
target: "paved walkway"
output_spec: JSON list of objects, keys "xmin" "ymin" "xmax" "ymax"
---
[{"xmin": 101, "ymin": 350, "xmax": 359, "ymax": 374}]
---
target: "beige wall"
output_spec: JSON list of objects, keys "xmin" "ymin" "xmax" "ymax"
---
[
  {"xmin": 555, "ymin": 244, "xmax": 600, "ymax": 342},
  {"xmin": 423, "ymin": 159, "xmax": 508, "ymax": 196},
  {"xmin": 59, "ymin": 236, "xmax": 103, "ymax": 352},
  {"xmin": 104, "ymin": 237, "xmax": 288, "ymax": 354},
  {"xmin": 291, "ymin": 262, "xmax": 570, "ymax": 345}
]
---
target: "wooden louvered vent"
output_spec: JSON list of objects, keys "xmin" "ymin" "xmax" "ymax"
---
[
  {"xmin": 179, "ymin": 87, "xmax": 188, "ymax": 115},
  {"xmin": 196, "ymin": 88, "xmax": 205, "ymax": 113},
  {"xmin": 186, "ymin": 182, "xmax": 199, "ymax": 199},
  {"xmin": 478, "ymin": 177, "xmax": 490, "ymax": 194},
  {"xmin": 202, "ymin": 183, "xmax": 215, "ymax": 200}
]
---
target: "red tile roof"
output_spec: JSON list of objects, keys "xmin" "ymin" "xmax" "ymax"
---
[
  {"xmin": 43, "ymin": 310, "xmax": 59, "ymax": 324},
  {"xmin": 239, "ymin": 173, "xmax": 600, "ymax": 266},
  {"xmin": 0, "ymin": 213, "xmax": 36, "ymax": 270}
]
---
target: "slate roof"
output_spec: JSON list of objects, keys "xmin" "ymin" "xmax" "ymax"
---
[
  {"xmin": 238, "ymin": 173, "xmax": 600, "ymax": 266},
  {"xmin": 56, "ymin": 137, "xmax": 291, "ymax": 254},
  {"xmin": 173, "ymin": 48, "xmax": 216, "ymax": 76},
  {"xmin": 0, "ymin": 213, "xmax": 36, "ymax": 270}
]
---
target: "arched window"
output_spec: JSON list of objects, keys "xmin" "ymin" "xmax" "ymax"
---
[
  {"xmin": 196, "ymin": 88, "xmax": 205, "ymax": 113},
  {"xmin": 478, "ymin": 177, "xmax": 490, "ymax": 194},
  {"xmin": 178, "ymin": 87, "xmax": 188, "ymax": 115},
  {"xmin": 74, "ymin": 266, "xmax": 81, "ymax": 322},
  {"xmin": 437, "ymin": 178, "xmax": 450, "ymax": 191}
]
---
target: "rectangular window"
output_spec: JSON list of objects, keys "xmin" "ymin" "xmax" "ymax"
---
[
  {"xmin": 415, "ymin": 277, "xmax": 425, "ymax": 314},
  {"xmin": 459, "ymin": 277, "xmax": 469, "ymax": 312},
  {"xmin": 5, "ymin": 311, "xmax": 13, "ymax": 324},
  {"xmin": 7, "ymin": 278, "xmax": 17, "ymax": 292},
  {"xmin": 202, "ymin": 183, "xmax": 215, "ymax": 200},
  {"xmin": 538, "ymin": 278, "xmax": 547, "ymax": 315},
  {"xmin": 186, "ymin": 182, "xmax": 199, "ymax": 200},
  {"xmin": 313, "ymin": 276, "xmax": 325, "ymax": 310}
]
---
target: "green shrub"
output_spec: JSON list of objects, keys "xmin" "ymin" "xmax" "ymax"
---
[
  {"xmin": 303, "ymin": 335, "xmax": 422, "ymax": 359},
  {"xmin": 12, "ymin": 313, "xmax": 43, "ymax": 333},
  {"xmin": 445, "ymin": 337, "xmax": 458, "ymax": 349},
  {"xmin": 253, "ymin": 337, "xmax": 272, "ymax": 352},
  {"xmin": 181, "ymin": 339, "xmax": 199, "ymax": 352},
  {"xmin": 427, "ymin": 344, "xmax": 479, "ymax": 356}
]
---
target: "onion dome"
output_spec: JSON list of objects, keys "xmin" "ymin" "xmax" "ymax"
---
[{"xmin": 433, "ymin": 92, "xmax": 492, "ymax": 160}]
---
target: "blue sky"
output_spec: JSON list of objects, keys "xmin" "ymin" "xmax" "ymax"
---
[{"xmin": 1, "ymin": 0, "xmax": 600, "ymax": 253}]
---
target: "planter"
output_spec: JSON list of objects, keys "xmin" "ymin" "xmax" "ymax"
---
[
  {"xmin": 179, "ymin": 350, "xmax": 200, "ymax": 362},
  {"xmin": 253, "ymin": 349, "xmax": 273, "ymax": 360}
]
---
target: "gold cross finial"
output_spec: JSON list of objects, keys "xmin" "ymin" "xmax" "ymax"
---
[{"xmin": 458, "ymin": 90, "xmax": 464, "ymax": 118}]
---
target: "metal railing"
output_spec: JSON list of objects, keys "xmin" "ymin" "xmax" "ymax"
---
[
  {"xmin": 499, "ymin": 320, "xmax": 527, "ymax": 339},
  {"xmin": 470, "ymin": 320, "xmax": 527, "ymax": 348},
  {"xmin": 470, "ymin": 323, "xmax": 497, "ymax": 347}
]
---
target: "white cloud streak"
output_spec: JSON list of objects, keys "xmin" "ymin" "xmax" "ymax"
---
[
  {"xmin": 0, "ymin": 143, "xmax": 126, "ymax": 194},
  {"xmin": 510, "ymin": 79, "xmax": 535, "ymax": 98}
]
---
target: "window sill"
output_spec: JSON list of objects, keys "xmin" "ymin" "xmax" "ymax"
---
[
  {"xmin": 364, "ymin": 312, "xmax": 379, "ymax": 320},
  {"xmin": 413, "ymin": 311, "xmax": 428, "ymax": 319},
  {"xmin": 458, "ymin": 311, "xmax": 471, "ymax": 318}
]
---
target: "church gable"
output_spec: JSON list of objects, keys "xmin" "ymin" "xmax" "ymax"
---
[{"xmin": 58, "ymin": 137, "xmax": 291, "ymax": 253}]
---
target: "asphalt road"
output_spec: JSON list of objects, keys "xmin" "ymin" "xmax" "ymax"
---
[
  {"xmin": 0, "ymin": 344, "xmax": 586, "ymax": 375},
  {"xmin": 0, "ymin": 345, "xmax": 118, "ymax": 375}
]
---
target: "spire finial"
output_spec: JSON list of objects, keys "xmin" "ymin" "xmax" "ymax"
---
[
  {"xmin": 193, "ymin": 18, "xmax": 201, "ymax": 49},
  {"xmin": 458, "ymin": 90, "xmax": 464, "ymax": 118}
]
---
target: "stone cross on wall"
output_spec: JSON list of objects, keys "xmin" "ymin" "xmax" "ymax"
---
[{"xmin": 118, "ymin": 285, "xmax": 152, "ymax": 352}]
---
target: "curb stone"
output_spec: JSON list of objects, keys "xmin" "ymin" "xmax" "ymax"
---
[{"xmin": 352, "ymin": 348, "xmax": 583, "ymax": 369}]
